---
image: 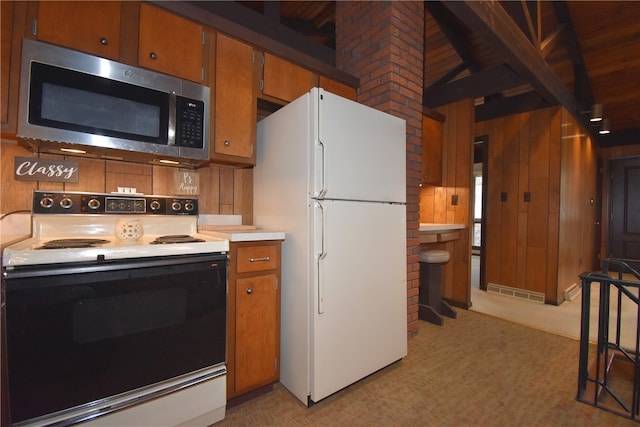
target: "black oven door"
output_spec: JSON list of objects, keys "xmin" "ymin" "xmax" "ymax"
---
[{"xmin": 3, "ymin": 253, "xmax": 227, "ymax": 425}]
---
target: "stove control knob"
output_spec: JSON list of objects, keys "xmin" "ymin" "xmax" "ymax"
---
[
  {"xmin": 40, "ymin": 196, "xmax": 54, "ymax": 209},
  {"xmin": 171, "ymin": 201, "xmax": 182, "ymax": 212},
  {"xmin": 149, "ymin": 200, "xmax": 161, "ymax": 211},
  {"xmin": 60, "ymin": 197, "xmax": 73, "ymax": 209},
  {"xmin": 87, "ymin": 198, "xmax": 101, "ymax": 210},
  {"xmin": 184, "ymin": 202, "xmax": 195, "ymax": 212}
]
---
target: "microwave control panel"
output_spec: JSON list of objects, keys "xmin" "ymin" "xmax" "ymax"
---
[{"xmin": 176, "ymin": 96, "xmax": 204, "ymax": 149}]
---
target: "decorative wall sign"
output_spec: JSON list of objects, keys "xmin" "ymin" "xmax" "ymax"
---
[
  {"xmin": 14, "ymin": 157, "xmax": 79, "ymax": 182},
  {"xmin": 174, "ymin": 170, "xmax": 200, "ymax": 195}
]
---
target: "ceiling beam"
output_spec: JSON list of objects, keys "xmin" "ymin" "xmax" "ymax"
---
[
  {"xmin": 551, "ymin": 1, "xmax": 594, "ymax": 109},
  {"xmin": 475, "ymin": 91, "xmax": 550, "ymax": 122},
  {"xmin": 441, "ymin": 0, "xmax": 595, "ymax": 139},
  {"xmin": 424, "ymin": 64, "xmax": 525, "ymax": 108},
  {"xmin": 425, "ymin": 2, "xmax": 482, "ymax": 74}
]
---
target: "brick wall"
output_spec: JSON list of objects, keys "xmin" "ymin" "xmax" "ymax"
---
[{"xmin": 335, "ymin": 1, "xmax": 424, "ymax": 337}]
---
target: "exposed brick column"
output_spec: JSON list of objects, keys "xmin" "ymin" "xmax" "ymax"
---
[{"xmin": 335, "ymin": 1, "xmax": 424, "ymax": 338}]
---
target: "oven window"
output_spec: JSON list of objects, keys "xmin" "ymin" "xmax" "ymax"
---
[{"xmin": 4, "ymin": 254, "xmax": 227, "ymax": 424}]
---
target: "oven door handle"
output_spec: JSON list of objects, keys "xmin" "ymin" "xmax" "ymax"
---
[{"xmin": 3, "ymin": 253, "xmax": 228, "ymax": 281}]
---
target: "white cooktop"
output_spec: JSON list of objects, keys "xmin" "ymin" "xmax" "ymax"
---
[{"xmin": 3, "ymin": 215, "xmax": 229, "ymax": 267}]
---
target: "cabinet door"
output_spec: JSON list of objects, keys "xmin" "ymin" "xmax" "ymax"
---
[
  {"xmin": 36, "ymin": 1, "xmax": 121, "ymax": 60},
  {"xmin": 213, "ymin": 34, "xmax": 256, "ymax": 162},
  {"xmin": 319, "ymin": 76, "xmax": 357, "ymax": 101},
  {"xmin": 262, "ymin": 53, "xmax": 316, "ymax": 102},
  {"xmin": 422, "ymin": 115, "xmax": 443, "ymax": 186},
  {"xmin": 1, "ymin": 0, "xmax": 14, "ymax": 126},
  {"xmin": 235, "ymin": 274, "xmax": 279, "ymax": 393},
  {"xmin": 138, "ymin": 3, "xmax": 202, "ymax": 82}
]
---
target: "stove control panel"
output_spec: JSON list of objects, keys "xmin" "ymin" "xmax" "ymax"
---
[{"xmin": 32, "ymin": 191, "xmax": 199, "ymax": 215}]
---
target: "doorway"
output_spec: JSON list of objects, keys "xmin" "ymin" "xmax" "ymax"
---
[
  {"xmin": 472, "ymin": 136, "xmax": 488, "ymax": 291},
  {"xmin": 609, "ymin": 156, "xmax": 640, "ymax": 260}
]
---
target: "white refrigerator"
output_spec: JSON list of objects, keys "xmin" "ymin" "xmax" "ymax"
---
[{"xmin": 254, "ymin": 88, "xmax": 407, "ymax": 406}]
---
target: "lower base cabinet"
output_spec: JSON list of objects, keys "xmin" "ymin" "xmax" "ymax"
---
[{"xmin": 226, "ymin": 240, "xmax": 281, "ymax": 401}]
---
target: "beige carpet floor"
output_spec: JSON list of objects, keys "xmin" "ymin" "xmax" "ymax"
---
[{"xmin": 217, "ymin": 309, "xmax": 637, "ymax": 426}]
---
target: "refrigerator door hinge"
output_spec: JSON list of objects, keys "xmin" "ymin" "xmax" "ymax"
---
[{"xmin": 32, "ymin": 19, "xmax": 38, "ymax": 36}]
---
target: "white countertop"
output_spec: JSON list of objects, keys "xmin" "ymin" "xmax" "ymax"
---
[
  {"xmin": 419, "ymin": 223, "xmax": 466, "ymax": 232},
  {"xmin": 199, "ymin": 227, "xmax": 285, "ymax": 242}
]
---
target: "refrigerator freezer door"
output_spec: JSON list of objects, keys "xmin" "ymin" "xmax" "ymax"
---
[
  {"xmin": 314, "ymin": 89, "xmax": 406, "ymax": 204},
  {"xmin": 310, "ymin": 199, "xmax": 407, "ymax": 403}
]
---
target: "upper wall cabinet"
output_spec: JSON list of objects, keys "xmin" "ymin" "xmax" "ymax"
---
[
  {"xmin": 319, "ymin": 76, "xmax": 357, "ymax": 101},
  {"xmin": 422, "ymin": 115, "xmax": 443, "ymax": 186},
  {"xmin": 1, "ymin": 1, "xmax": 14, "ymax": 127},
  {"xmin": 35, "ymin": 1, "xmax": 121, "ymax": 60},
  {"xmin": 210, "ymin": 33, "xmax": 256, "ymax": 165},
  {"xmin": 261, "ymin": 53, "xmax": 316, "ymax": 103},
  {"xmin": 138, "ymin": 3, "xmax": 203, "ymax": 83}
]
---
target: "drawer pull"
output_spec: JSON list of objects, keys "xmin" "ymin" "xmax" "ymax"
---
[{"xmin": 249, "ymin": 257, "xmax": 270, "ymax": 262}]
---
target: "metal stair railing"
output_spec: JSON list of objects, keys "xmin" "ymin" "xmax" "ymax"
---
[{"xmin": 577, "ymin": 258, "xmax": 640, "ymax": 422}]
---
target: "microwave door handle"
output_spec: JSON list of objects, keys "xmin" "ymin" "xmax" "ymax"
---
[{"xmin": 168, "ymin": 92, "xmax": 177, "ymax": 145}]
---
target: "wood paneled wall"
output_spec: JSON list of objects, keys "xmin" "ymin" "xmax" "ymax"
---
[
  {"xmin": 1, "ymin": 139, "xmax": 253, "ymax": 223},
  {"xmin": 478, "ymin": 108, "xmax": 561, "ymax": 300},
  {"xmin": 419, "ymin": 98, "xmax": 474, "ymax": 308},
  {"xmin": 476, "ymin": 106, "xmax": 597, "ymax": 304},
  {"xmin": 557, "ymin": 109, "xmax": 597, "ymax": 302}
]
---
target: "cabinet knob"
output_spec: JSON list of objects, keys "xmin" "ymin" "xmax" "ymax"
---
[
  {"xmin": 149, "ymin": 52, "xmax": 157, "ymax": 60},
  {"xmin": 224, "ymin": 140, "xmax": 230, "ymax": 146},
  {"xmin": 246, "ymin": 288, "xmax": 253, "ymax": 295},
  {"xmin": 100, "ymin": 37, "xmax": 108, "ymax": 46}
]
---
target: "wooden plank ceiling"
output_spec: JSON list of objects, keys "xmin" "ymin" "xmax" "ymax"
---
[{"xmin": 184, "ymin": 0, "xmax": 640, "ymax": 147}]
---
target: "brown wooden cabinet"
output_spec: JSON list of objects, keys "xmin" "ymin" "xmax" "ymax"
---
[
  {"xmin": 422, "ymin": 115, "xmax": 443, "ymax": 186},
  {"xmin": 210, "ymin": 33, "xmax": 257, "ymax": 165},
  {"xmin": 138, "ymin": 3, "xmax": 203, "ymax": 82},
  {"xmin": 261, "ymin": 52, "xmax": 316, "ymax": 102},
  {"xmin": 35, "ymin": 1, "xmax": 122, "ymax": 60},
  {"xmin": 227, "ymin": 240, "xmax": 281, "ymax": 400},
  {"xmin": 319, "ymin": 75, "xmax": 357, "ymax": 101},
  {"xmin": 1, "ymin": 0, "xmax": 15, "ymax": 127}
]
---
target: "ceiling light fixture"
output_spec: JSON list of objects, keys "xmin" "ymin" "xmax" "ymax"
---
[
  {"xmin": 590, "ymin": 104, "xmax": 603, "ymax": 122},
  {"xmin": 599, "ymin": 118, "xmax": 610, "ymax": 135}
]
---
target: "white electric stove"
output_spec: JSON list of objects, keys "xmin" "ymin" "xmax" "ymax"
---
[{"xmin": 3, "ymin": 190, "xmax": 228, "ymax": 268}]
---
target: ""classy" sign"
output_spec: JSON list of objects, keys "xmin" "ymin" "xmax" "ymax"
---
[{"xmin": 14, "ymin": 157, "xmax": 79, "ymax": 182}]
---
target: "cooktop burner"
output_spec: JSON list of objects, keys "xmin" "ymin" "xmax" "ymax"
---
[
  {"xmin": 150, "ymin": 235, "xmax": 206, "ymax": 244},
  {"xmin": 37, "ymin": 239, "xmax": 111, "ymax": 249}
]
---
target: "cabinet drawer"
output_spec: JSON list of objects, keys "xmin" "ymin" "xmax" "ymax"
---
[{"xmin": 236, "ymin": 245, "xmax": 278, "ymax": 273}]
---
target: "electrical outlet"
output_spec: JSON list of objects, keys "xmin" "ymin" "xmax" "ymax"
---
[{"xmin": 117, "ymin": 187, "xmax": 137, "ymax": 194}]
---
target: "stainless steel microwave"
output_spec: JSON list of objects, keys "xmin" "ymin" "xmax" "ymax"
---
[{"xmin": 17, "ymin": 40, "xmax": 211, "ymax": 166}]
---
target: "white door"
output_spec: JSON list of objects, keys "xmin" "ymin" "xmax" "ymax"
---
[
  {"xmin": 314, "ymin": 89, "xmax": 406, "ymax": 204},
  {"xmin": 310, "ymin": 199, "xmax": 407, "ymax": 403}
]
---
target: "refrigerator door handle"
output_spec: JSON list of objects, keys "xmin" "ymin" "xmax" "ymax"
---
[
  {"xmin": 314, "ymin": 138, "xmax": 327, "ymax": 199},
  {"xmin": 315, "ymin": 201, "xmax": 326, "ymax": 314}
]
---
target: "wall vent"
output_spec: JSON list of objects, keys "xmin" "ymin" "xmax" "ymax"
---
[{"xmin": 486, "ymin": 283, "xmax": 545, "ymax": 304}]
